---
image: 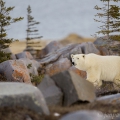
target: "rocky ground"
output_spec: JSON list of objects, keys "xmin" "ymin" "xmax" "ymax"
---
[{"xmin": 0, "ymin": 38, "xmax": 120, "ymax": 120}]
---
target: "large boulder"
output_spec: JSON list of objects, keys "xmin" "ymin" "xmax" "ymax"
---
[
  {"xmin": 37, "ymin": 75, "xmax": 63, "ymax": 106},
  {"xmin": 39, "ymin": 41, "xmax": 63, "ymax": 58},
  {"xmin": 94, "ymin": 37, "xmax": 108, "ymax": 46},
  {"xmin": 38, "ymin": 42, "xmax": 100, "ymax": 66},
  {"xmin": 51, "ymin": 71, "xmax": 96, "ymax": 106},
  {"xmin": 96, "ymin": 46, "xmax": 109, "ymax": 55},
  {"xmin": 69, "ymin": 66, "xmax": 86, "ymax": 79},
  {"xmin": 0, "ymin": 82, "xmax": 49, "ymax": 115},
  {"xmin": 38, "ymin": 43, "xmax": 77, "ymax": 65},
  {"xmin": 60, "ymin": 110, "xmax": 108, "ymax": 120},
  {"xmin": 0, "ymin": 60, "xmax": 31, "ymax": 84},
  {"xmin": 46, "ymin": 58, "xmax": 71, "ymax": 76},
  {"xmin": 16, "ymin": 51, "xmax": 33, "ymax": 59},
  {"xmin": 80, "ymin": 42, "xmax": 100, "ymax": 54}
]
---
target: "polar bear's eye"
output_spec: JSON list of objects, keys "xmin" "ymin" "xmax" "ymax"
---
[
  {"xmin": 77, "ymin": 58, "xmax": 79, "ymax": 59},
  {"xmin": 83, "ymin": 55, "xmax": 85, "ymax": 58}
]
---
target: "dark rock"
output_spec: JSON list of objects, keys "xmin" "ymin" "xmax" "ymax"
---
[
  {"xmin": 0, "ymin": 60, "xmax": 31, "ymax": 84},
  {"xmin": 46, "ymin": 58, "xmax": 71, "ymax": 76},
  {"xmin": 16, "ymin": 52, "xmax": 33, "ymax": 59},
  {"xmin": 96, "ymin": 93, "xmax": 120, "ymax": 104},
  {"xmin": 37, "ymin": 75, "xmax": 63, "ymax": 106},
  {"xmin": 60, "ymin": 110, "xmax": 107, "ymax": 120},
  {"xmin": 0, "ymin": 82, "xmax": 50, "ymax": 115},
  {"xmin": 80, "ymin": 42, "xmax": 100, "ymax": 54},
  {"xmin": 115, "ymin": 116, "xmax": 120, "ymax": 120},
  {"xmin": 51, "ymin": 71, "xmax": 96, "ymax": 106},
  {"xmin": 2, "ymin": 48, "xmax": 16, "ymax": 59},
  {"xmin": 39, "ymin": 41, "xmax": 63, "ymax": 58},
  {"xmin": 96, "ymin": 46, "xmax": 109, "ymax": 55}
]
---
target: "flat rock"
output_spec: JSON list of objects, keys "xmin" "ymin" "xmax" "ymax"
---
[
  {"xmin": 0, "ymin": 82, "xmax": 49, "ymax": 115},
  {"xmin": 0, "ymin": 60, "xmax": 31, "ymax": 84},
  {"xmin": 60, "ymin": 110, "xmax": 108, "ymax": 120},
  {"xmin": 37, "ymin": 75, "xmax": 63, "ymax": 106},
  {"xmin": 46, "ymin": 58, "xmax": 71, "ymax": 76},
  {"xmin": 96, "ymin": 93, "xmax": 120, "ymax": 104},
  {"xmin": 16, "ymin": 51, "xmax": 33, "ymax": 59},
  {"xmin": 51, "ymin": 71, "xmax": 96, "ymax": 106}
]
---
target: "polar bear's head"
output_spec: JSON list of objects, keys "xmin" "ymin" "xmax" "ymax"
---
[{"xmin": 71, "ymin": 54, "xmax": 86, "ymax": 71}]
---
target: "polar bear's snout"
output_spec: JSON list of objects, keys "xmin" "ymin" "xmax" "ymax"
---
[{"xmin": 72, "ymin": 62, "xmax": 75, "ymax": 65}]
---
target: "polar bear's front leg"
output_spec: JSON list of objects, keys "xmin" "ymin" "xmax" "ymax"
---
[{"xmin": 86, "ymin": 69, "xmax": 102, "ymax": 87}]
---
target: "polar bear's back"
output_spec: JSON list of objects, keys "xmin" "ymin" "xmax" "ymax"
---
[{"xmin": 86, "ymin": 53, "xmax": 120, "ymax": 81}]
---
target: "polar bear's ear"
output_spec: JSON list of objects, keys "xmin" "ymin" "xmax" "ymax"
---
[{"xmin": 71, "ymin": 54, "xmax": 74, "ymax": 58}]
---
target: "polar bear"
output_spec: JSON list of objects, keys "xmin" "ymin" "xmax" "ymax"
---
[{"xmin": 71, "ymin": 53, "xmax": 120, "ymax": 87}]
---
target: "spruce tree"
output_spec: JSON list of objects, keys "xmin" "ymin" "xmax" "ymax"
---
[
  {"xmin": 109, "ymin": 4, "xmax": 120, "ymax": 41},
  {"xmin": 94, "ymin": 0, "xmax": 120, "ymax": 50},
  {"xmin": 94, "ymin": 0, "xmax": 120, "ymax": 42},
  {"xmin": 26, "ymin": 5, "xmax": 42, "ymax": 57},
  {"xmin": 0, "ymin": 0, "xmax": 23, "ymax": 63}
]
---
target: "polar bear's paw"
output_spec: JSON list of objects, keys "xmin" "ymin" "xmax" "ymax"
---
[{"xmin": 87, "ymin": 79, "xmax": 102, "ymax": 88}]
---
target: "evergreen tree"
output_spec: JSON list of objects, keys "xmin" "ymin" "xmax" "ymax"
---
[
  {"xmin": 0, "ymin": 0, "xmax": 23, "ymax": 63},
  {"xmin": 109, "ymin": 4, "xmax": 120, "ymax": 41},
  {"xmin": 94, "ymin": 0, "xmax": 120, "ymax": 42},
  {"xmin": 26, "ymin": 5, "xmax": 42, "ymax": 57}
]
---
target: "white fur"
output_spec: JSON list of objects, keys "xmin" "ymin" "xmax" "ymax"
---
[{"xmin": 71, "ymin": 53, "xmax": 120, "ymax": 87}]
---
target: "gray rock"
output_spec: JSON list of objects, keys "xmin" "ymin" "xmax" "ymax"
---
[
  {"xmin": 60, "ymin": 110, "xmax": 108, "ymax": 120},
  {"xmin": 0, "ymin": 60, "xmax": 31, "ymax": 84},
  {"xmin": 80, "ymin": 42, "xmax": 100, "ymax": 54},
  {"xmin": 44, "ymin": 41, "xmax": 62, "ymax": 53},
  {"xmin": 2, "ymin": 48, "xmax": 16, "ymax": 59},
  {"xmin": 38, "ymin": 52, "xmax": 61, "ymax": 65},
  {"xmin": 94, "ymin": 37, "xmax": 108, "ymax": 46},
  {"xmin": 96, "ymin": 93, "xmax": 120, "ymax": 104},
  {"xmin": 51, "ymin": 71, "xmax": 96, "ymax": 106},
  {"xmin": 0, "ymin": 82, "xmax": 50, "ymax": 115},
  {"xmin": 38, "ymin": 43, "xmax": 78, "ymax": 65},
  {"xmin": 39, "ymin": 41, "xmax": 63, "ymax": 58},
  {"xmin": 46, "ymin": 58, "xmax": 71, "ymax": 76},
  {"xmin": 38, "ymin": 42, "xmax": 99, "ymax": 65},
  {"xmin": 115, "ymin": 116, "xmax": 120, "ymax": 120},
  {"xmin": 16, "ymin": 51, "xmax": 33, "ymax": 59},
  {"xmin": 20, "ymin": 58, "xmax": 40, "ymax": 76},
  {"xmin": 37, "ymin": 75, "xmax": 63, "ymax": 106}
]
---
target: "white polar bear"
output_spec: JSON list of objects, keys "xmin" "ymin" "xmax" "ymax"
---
[{"xmin": 71, "ymin": 53, "xmax": 120, "ymax": 87}]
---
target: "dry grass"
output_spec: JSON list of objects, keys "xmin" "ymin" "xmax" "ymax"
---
[
  {"xmin": 9, "ymin": 40, "xmax": 47, "ymax": 54},
  {"xmin": 59, "ymin": 33, "xmax": 95, "ymax": 45}
]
